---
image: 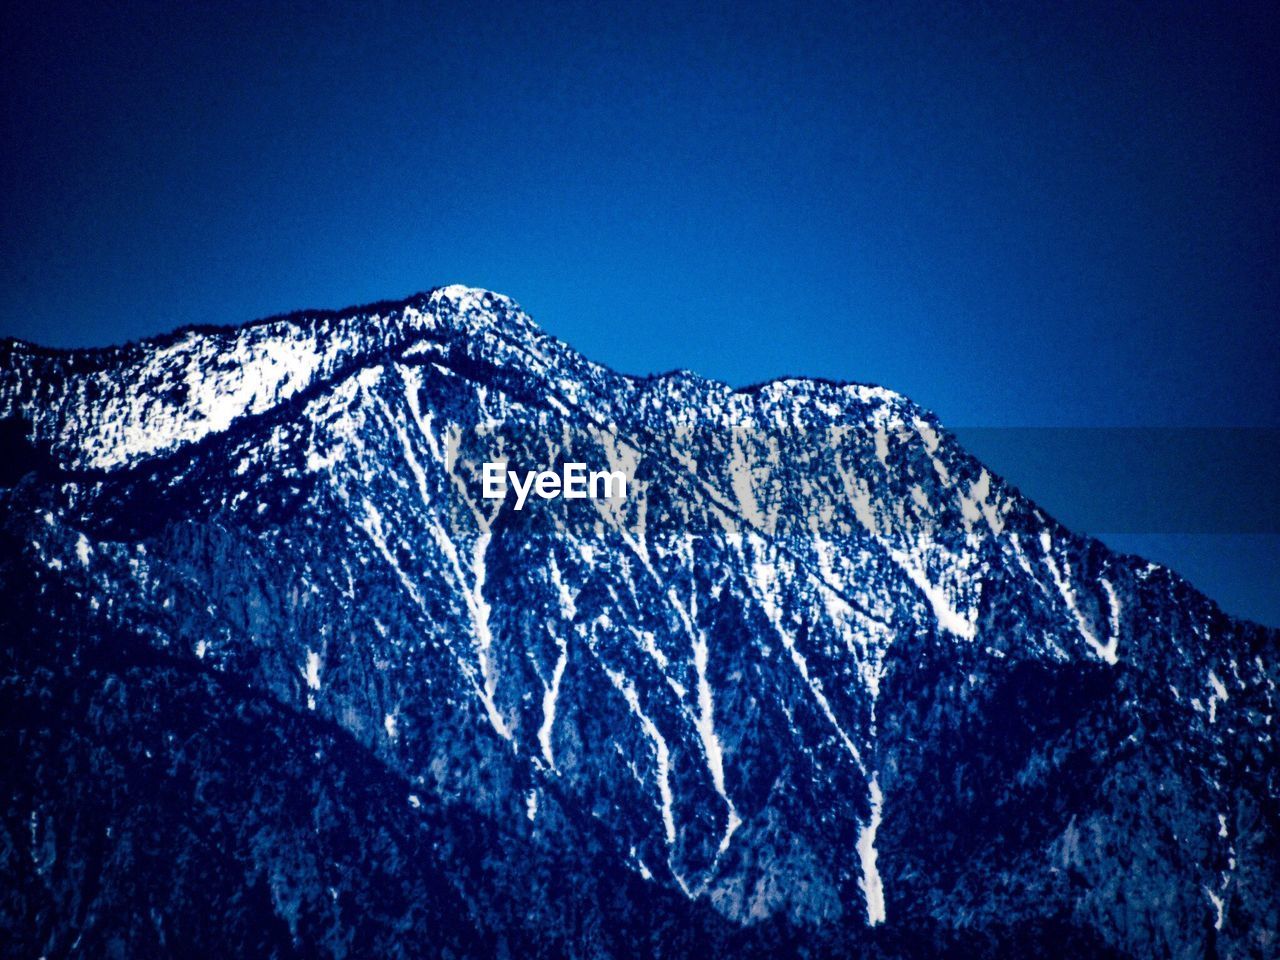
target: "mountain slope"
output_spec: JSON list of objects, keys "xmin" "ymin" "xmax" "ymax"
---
[{"xmin": 1, "ymin": 286, "xmax": 1276, "ymax": 958}]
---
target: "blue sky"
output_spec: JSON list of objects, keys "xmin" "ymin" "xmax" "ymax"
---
[{"xmin": 2, "ymin": 1, "xmax": 1276, "ymax": 621}]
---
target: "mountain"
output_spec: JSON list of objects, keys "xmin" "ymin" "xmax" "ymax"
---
[{"xmin": 1, "ymin": 285, "xmax": 1275, "ymax": 958}]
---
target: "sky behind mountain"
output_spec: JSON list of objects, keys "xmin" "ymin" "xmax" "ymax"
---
[{"xmin": 2, "ymin": 0, "xmax": 1276, "ymax": 620}]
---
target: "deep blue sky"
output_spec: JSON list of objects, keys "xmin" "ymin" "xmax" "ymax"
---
[{"xmin": 2, "ymin": 1, "xmax": 1277, "ymax": 621}]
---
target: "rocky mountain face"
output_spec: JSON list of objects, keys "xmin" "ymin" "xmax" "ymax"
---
[{"xmin": 1, "ymin": 286, "xmax": 1275, "ymax": 958}]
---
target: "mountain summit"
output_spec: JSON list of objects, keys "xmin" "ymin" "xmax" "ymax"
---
[{"xmin": 2, "ymin": 286, "xmax": 1275, "ymax": 958}]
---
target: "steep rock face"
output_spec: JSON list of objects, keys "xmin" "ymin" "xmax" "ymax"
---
[{"xmin": 1, "ymin": 286, "xmax": 1276, "ymax": 958}]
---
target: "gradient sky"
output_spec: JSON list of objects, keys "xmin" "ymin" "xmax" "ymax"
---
[{"xmin": 2, "ymin": 1, "xmax": 1277, "ymax": 621}]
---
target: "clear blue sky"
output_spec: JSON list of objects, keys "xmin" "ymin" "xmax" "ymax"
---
[{"xmin": 2, "ymin": 1, "xmax": 1277, "ymax": 621}]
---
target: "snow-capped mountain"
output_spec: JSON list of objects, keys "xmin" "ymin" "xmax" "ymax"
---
[{"xmin": 1, "ymin": 286, "xmax": 1275, "ymax": 958}]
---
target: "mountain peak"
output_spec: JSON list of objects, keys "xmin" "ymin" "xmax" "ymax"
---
[
  {"xmin": 2, "ymin": 286, "xmax": 1275, "ymax": 957},
  {"xmin": 0, "ymin": 285, "xmax": 545, "ymax": 471}
]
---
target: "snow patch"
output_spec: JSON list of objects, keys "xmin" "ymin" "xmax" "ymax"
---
[
  {"xmin": 1208, "ymin": 670, "xmax": 1229, "ymax": 723},
  {"xmin": 748, "ymin": 543, "xmax": 866, "ymax": 773},
  {"xmin": 889, "ymin": 548, "xmax": 976, "ymax": 641},
  {"xmin": 539, "ymin": 632, "xmax": 569, "ymax": 769},
  {"xmin": 729, "ymin": 441, "xmax": 768, "ymax": 531},
  {"xmin": 304, "ymin": 650, "xmax": 322, "ymax": 691},
  {"xmin": 604, "ymin": 666, "xmax": 676, "ymax": 845},
  {"xmin": 857, "ymin": 774, "xmax": 886, "ymax": 926},
  {"xmin": 1041, "ymin": 532, "xmax": 1116, "ymax": 664},
  {"xmin": 1205, "ymin": 888, "xmax": 1225, "ymax": 931}
]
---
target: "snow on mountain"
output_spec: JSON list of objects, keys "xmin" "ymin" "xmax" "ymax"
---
[{"xmin": 1, "ymin": 286, "xmax": 1275, "ymax": 958}]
